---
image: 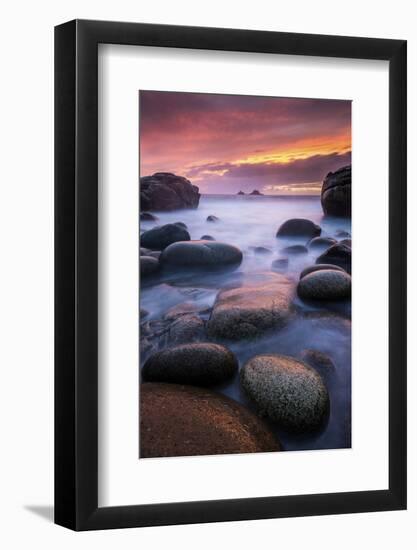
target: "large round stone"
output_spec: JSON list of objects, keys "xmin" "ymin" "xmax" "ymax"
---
[
  {"xmin": 299, "ymin": 263, "xmax": 345, "ymax": 280},
  {"xmin": 321, "ymin": 165, "xmax": 351, "ymax": 217},
  {"xmin": 140, "ymin": 223, "xmax": 190, "ymax": 251},
  {"xmin": 297, "ymin": 269, "xmax": 351, "ymax": 300},
  {"xmin": 140, "ymin": 383, "xmax": 281, "ymax": 457},
  {"xmin": 140, "ymin": 256, "xmax": 159, "ymax": 277},
  {"xmin": 240, "ymin": 354, "xmax": 330, "ymax": 432},
  {"xmin": 142, "ymin": 343, "xmax": 238, "ymax": 386},
  {"xmin": 276, "ymin": 218, "xmax": 321, "ymax": 239},
  {"xmin": 316, "ymin": 243, "xmax": 351, "ymax": 274},
  {"xmin": 207, "ymin": 272, "xmax": 294, "ymax": 340},
  {"xmin": 160, "ymin": 240, "xmax": 243, "ymax": 270},
  {"xmin": 308, "ymin": 237, "xmax": 337, "ymax": 250}
]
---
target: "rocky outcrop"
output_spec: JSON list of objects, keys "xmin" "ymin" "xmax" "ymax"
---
[
  {"xmin": 140, "ymin": 172, "xmax": 200, "ymax": 211},
  {"xmin": 240, "ymin": 354, "xmax": 330, "ymax": 432},
  {"xmin": 140, "ymin": 383, "xmax": 281, "ymax": 457},
  {"xmin": 249, "ymin": 189, "xmax": 263, "ymax": 195},
  {"xmin": 321, "ymin": 165, "xmax": 351, "ymax": 217},
  {"xmin": 237, "ymin": 190, "xmax": 245, "ymax": 195},
  {"xmin": 142, "ymin": 343, "xmax": 238, "ymax": 386}
]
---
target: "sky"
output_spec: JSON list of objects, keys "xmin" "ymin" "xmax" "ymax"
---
[{"xmin": 139, "ymin": 91, "xmax": 351, "ymax": 195}]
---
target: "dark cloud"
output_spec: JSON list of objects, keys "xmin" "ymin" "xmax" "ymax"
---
[{"xmin": 187, "ymin": 151, "xmax": 351, "ymax": 185}]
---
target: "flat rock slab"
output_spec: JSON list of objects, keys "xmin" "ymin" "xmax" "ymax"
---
[
  {"xmin": 207, "ymin": 271, "xmax": 294, "ymax": 340},
  {"xmin": 140, "ymin": 383, "xmax": 281, "ymax": 457}
]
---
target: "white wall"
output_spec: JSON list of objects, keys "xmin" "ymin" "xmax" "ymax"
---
[{"xmin": 0, "ymin": 0, "xmax": 415, "ymax": 547}]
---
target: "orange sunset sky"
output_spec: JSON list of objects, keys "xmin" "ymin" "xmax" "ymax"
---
[{"xmin": 139, "ymin": 91, "xmax": 351, "ymax": 195}]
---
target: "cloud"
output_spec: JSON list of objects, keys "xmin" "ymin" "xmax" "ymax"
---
[{"xmin": 187, "ymin": 151, "xmax": 351, "ymax": 185}]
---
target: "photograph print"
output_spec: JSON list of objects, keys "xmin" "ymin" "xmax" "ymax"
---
[{"xmin": 139, "ymin": 91, "xmax": 352, "ymax": 458}]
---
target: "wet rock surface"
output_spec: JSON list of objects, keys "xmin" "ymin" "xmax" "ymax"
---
[
  {"xmin": 207, "ymin": 272, "xmax": 294, "ymax": 340},
  {"xmin": 160, "ymin": 240, "xmax": 243, "ymax": 270},
  {"xmin": 240, "ymin": 354, "xmax": 330, "ymax": 432},
  {"xmin": 300, "ymin": 263, "xmax": 345, "ymax": 279},
  {"xmin": 276, "ymin": 218, "xmax": 321, "ymax": 239},
  {"xmin": 297, "ymin": 269, "xmax": 351, "ymax": 300},
  {"xmin": 140, "ymin": 383, "xmax": 281, "ymax": 457},
  {"xmin": 140, "ymin": 223, "xmax": 190, "ymax": 251},
  {"xmin": 142, "ymin": 343, "xmax": 238, "ymax": 386},
  {"xmin": 316, "ymin": 243, "xmax": 351, "ymax": 274}
]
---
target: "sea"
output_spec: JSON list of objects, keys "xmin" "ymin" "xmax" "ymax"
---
[{"xmin": 140, "ymin": 194, "xmax": 352, "ymax": 452}]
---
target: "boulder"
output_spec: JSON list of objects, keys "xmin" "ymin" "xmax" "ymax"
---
[
  {"xmin": 207, "ymin": 272, "xmax": 294, "ymax": 340},
  {"xmin": 250, "ymin": 246, "xmax": 273, "ymax": 255},
  {"xmin": 300, "ymin": 263, "xmax": 345, "ymax": 280},
  {"xmin": 335, "ymin": 229, "xmax": 351, "ymax": 238},
  {"xmin": 167, "ymin": 314, "xmax": 206, "ymax": 346},
  {"xmin": 308, "ymin": 237, "xmax": 337, "ymax": 250},
  {"xmin": 206, "ymin": 215, "xmax": 219, "ymax": 222},
  {"xmin": 200, "ymin": 234, "xmax": 215, "ymax": 241},
  {"xmin": 140, "ymin": 383, "xmax": 281, "ymax": 457},
  {"xmin": 140, "ymin": 256, "xmax": 159, "ymax": 277},
  {"xmin": 174, "ymin": 221, "xmax": 188, "ymax": 229},
  {"xmin": 321, "ymin": 165, "xmax": 351, "ymax": 217},
  {"xmin": 240, "ymin": 354, "xmax": 330, "ymax": 432},
  {"xmin": 339, "ymin": 238, "xmax": 352, "ymax": 248},
  {"xmin": 160, "ymin": 240, "xmax": 243, "ymax": 271},
  {"xmin": 140, "ymin": 172, "xmax": 200, "ymax": 211},
  {"xmin": 282, "ymin": 244, "xmax": 308, "ymax": 255},
  {"xmin": 142, "ymin": 343, "xmax": 238, "ymax": 386},
  {"xmin": 316, "ymin": 243, "xmax": 351, "ymax": 274},
  {"xmin": 140, "ymin": 223, "xmax": 190, "ymax": 250},
  {"xmin": 271, "ymin": 258, "xmax": 289, "ymax": 272},
  {"xmin": 277, "ymin": 218, "xmax": 321, "ymax": 239},
  {"xmin": 300, "ymin": 349, "xmax": 336, "ymax": 377},
  {"xmin": 297, "ymin": 269, "xmax": 351, "ymax": 300},
  {"xmin": 140, "ymin": 212, "xmax": 158, "ymax": 221}
]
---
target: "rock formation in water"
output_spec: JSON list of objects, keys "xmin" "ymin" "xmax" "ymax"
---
[
  {"xmin": 321, "ymin": 165, "xmax": 351, "ymax": 217},
  {"xmin": 140, "ymin": 172, "xmax": 200, "ymax": 211},
  {"xmin": 249, "ymin": 189, "xmax": 263, "ymax": 195}
]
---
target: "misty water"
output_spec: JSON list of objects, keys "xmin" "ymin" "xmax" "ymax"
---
[{"xmin": 140, "ymin": 195, "xmax": 351, "ymax": 452}]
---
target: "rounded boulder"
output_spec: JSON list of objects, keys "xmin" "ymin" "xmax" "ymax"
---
[
  {"xmin": 160, "ymin": 240, "xmax": 243, "ymax": 270},
  {"xmin": 297, "ymin": 269, "xmax": 351, "ymax": 300},
  {"xmin": 140, "ymin": 223, "xmax": 190, "ymax": 251},
  {"xmin": 276, "ymin": 218, "xmax": 321, "ymax": 239},
  {"xmin": 142, "ymin": 343, "xmax": 238, "ymax": 386},
  {"xmin": 140, "ymin": 383, "xmax": 281, "ymax": 457},
  {"xmin": 240, "ymin": 354, "xmax": 330, "ymax": 432}
]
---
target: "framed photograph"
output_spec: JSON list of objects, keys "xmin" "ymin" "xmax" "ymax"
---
[{"xmin": 55, "ymin": 19, "xmax": 407, "ymax": 530}]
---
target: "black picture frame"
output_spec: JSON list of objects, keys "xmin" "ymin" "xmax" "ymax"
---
[{"xmin": 55, "ymin": 19, "xmax": 407, "ymax": 531}]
